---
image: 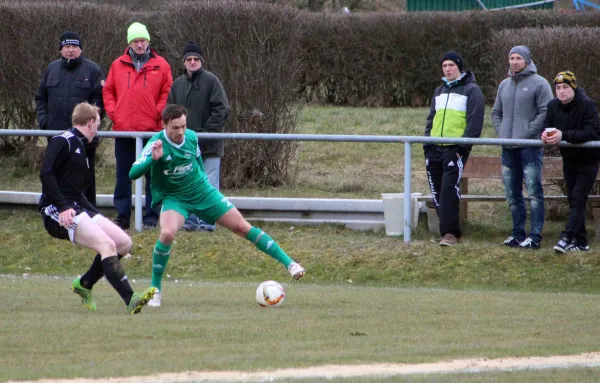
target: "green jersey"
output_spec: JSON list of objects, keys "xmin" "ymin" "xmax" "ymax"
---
[{"xmin": 130, "ymin": 129, "xmax": 213, "ymax": 207}]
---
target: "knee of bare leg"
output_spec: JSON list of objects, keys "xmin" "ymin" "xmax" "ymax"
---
[
  {"xmin": 117, "ymin": 237, "xmax": 132, "ymax": 255},
  {"xmin": 232, "ymin": 222, "xmax": 250, "ymax": 237},
  {"xmin": 160, "ymin": 229, "xmax": 176, "ymax": 244},
  {"xmin": 99, "ymin": 239, "xmax": 118, "ymax": 256}
]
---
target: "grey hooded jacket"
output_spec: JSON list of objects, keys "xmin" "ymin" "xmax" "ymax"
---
[{"xmin": 491, "ymin": 62, "xmax": 553, "ymax": 140}]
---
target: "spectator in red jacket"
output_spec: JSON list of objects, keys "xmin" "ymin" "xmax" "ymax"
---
[{"xmin": 103, "ymin": 22, "xmax": 173, "ymax": 230}]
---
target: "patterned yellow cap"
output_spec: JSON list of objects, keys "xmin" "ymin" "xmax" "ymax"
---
[{"xmin": 554, "ymin": 71, "xmax": 577, "ymax": 89}]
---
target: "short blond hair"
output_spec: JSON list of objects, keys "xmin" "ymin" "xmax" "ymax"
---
[{"xmin": 71, "ymin": 102, "xmax": 100, "ymax": 126}]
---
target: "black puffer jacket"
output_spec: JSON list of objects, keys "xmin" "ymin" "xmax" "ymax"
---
[
  {"xmin": 543, "ymin": 88, "xmax": 600, "ymax": 162},
  {"xmin": 35, "ymin": 56, "xmax": 105, "ymax": 146}
]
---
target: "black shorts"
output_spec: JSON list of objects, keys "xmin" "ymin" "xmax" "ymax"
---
[{"xmin": 41, "ymin": 204, "xmax": 100, "ymax": 243}]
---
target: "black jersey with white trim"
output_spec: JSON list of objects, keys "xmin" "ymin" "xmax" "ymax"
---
[{"xmin": 39, "ymin": 128, "xmax": 97, "ymax": 213}]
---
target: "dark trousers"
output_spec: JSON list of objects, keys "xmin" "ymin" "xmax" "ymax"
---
[
  {"xmin": 425, "ymin": 150, "xmax": 467, "ymax": 237},
  {"xmin": 562, "ymin": 160, "xmax": 600, "ymax": 246},
  {"xmin": 114, "ymin": 137, "xmax": 156, "ymax": 219}
]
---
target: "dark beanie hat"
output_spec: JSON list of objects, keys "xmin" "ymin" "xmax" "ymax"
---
[
  {"xmin": 59, "ymin": 31, "xmax": 82, "ymax": 50},
  {"xmin": 441, "ymin": 51, "xmax": 464, "ymax": 71},
  {"xmin": 554, "ymin": 71, "xmax": 577, "ymax": 90},
  {"xmin": 183, "ymin": 41, "xmax": 203, "ymax": 61}
]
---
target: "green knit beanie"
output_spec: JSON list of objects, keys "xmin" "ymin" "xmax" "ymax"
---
[{"xmin": 127, "ymin": 22, "xmax": 150, "ymax": 44}]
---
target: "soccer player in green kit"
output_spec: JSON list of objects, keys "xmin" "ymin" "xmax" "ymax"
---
[{"xmin": 130, "ymin": 105, "xmax": 305, "ymax": 307}]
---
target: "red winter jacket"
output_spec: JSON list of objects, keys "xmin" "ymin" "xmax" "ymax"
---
[{"xmin": 103, "ymin": 48, "xmax": 173, "ymax": 132}]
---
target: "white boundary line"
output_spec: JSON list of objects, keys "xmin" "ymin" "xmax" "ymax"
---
[{"xmin": 9, "ymin": 352, "xmax": 600, "ymax": 383}]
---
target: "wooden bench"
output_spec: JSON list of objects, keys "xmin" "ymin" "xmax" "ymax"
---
[{"xmin": 421, "ymin": 156, "xmax": 600, "ymax": 238}]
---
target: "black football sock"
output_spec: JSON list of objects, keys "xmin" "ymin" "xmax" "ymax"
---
[
  {"xmin": 80, "ymin": 253, "xmax": 124, "ymax": 289},
  {"xmin": 101, "ymin": 255, "xmax": 134, "ymax": 305}
]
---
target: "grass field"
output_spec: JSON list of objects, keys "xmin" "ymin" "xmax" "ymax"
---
[
  {"xmin": 1, "ymin": 106, "xmax": 600, "ymax": 382},
  {"xmin": 3, "ymin": 277, "xmax": 600, "ymax": 382}
]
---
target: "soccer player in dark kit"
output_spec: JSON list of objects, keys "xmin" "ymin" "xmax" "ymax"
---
[{"xmin": 39, "ymin": 102, "xmax": 155, "ymax": 314}]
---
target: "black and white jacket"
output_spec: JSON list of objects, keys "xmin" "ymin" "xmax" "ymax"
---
[{"xmin": 39, "ymin": 128, "xmax": 98, "ymax": 213}]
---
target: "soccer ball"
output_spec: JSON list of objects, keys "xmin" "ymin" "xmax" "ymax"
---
[{"xmin": 255, "ymin": 280, "xmax": 285, "ymax": 307}]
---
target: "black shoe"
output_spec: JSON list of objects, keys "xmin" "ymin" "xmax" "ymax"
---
[
  {"xmin": 114, "ymin": 215, "xmax": 130, "ymax": 230},
  {"xmin": 502, "ymin": 236, "xmax": 521, "ymax": 247},
  {"xmin": 519, "ymin": 237, "xmax": 540, "ymax": 250},
  {"xmin": 553, "ymin": 237, "xmax": 571, "ymax": 254},
  {"xmin": 566, "ymin": 240, "xmax": 589, "ymax": 252},
  {"xmin": 142, "ymin": 215, "xmax": 158, "ymax": 229}
]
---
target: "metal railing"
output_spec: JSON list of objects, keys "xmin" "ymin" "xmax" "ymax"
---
[
  {"xmin": 2, "ymin": 129, "xmax": 600, "ymax": 242},
  {"xmin": 487, "ymin": 0, "xmax": 556, "ymax": 11}
]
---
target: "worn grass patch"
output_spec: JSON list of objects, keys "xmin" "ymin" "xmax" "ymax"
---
[{"xmin": 281, "ymin": 367, "xmax": 600, "ymax": 383}]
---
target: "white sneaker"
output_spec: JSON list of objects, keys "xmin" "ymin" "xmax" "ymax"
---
[
  {"xmin": 147, "ymin": 289, "xmax": 161, "ymax": 307},
  {"xmin": 287, "ymin": 262, "xmax": 305, "ymax": 280}
]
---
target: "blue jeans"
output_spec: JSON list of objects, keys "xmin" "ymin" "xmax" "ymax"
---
[
  {"xmin": 501, "ymin": 147, "xmax": 544, "ymax": 243},
  {"xmin": 183, "ymin": 157, "xmax": 221, "ymax": 231}
]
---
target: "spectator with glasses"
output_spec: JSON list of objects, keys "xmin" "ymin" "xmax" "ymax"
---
[{"xmin": 167, "ymin": 41, "xmax": 229, "ymax": 232}]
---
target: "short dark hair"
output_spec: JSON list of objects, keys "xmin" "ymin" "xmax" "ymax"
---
[{"xmin": 162, "ymin": 104, "xmax": 187, "ymax": 124}]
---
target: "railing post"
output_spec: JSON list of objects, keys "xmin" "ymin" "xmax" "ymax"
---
[
  {"xmin": 134, "ymin": 136, "xmax": 143, "ymax": 232},
  {"xmin": 404, "ymin": 141, "xmax": 412, "ymax": 243}
]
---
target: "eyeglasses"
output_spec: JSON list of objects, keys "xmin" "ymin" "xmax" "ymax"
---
[{"xmin": 185, "ymin": 57, "xmax": 201, "ymax": 63}]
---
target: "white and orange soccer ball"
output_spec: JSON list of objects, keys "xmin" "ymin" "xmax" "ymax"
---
[{"xmin": 255, "ymin": 280, "xmax": 285, "ymax": 307}]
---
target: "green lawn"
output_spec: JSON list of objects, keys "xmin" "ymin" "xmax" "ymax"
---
[
  {"xmin": 2, "ymin": 206, "xmax": 600, "ymax": 292},
  {"xmin": 3, "ymin": 277, "xmax": 600, "ymax": 381}
]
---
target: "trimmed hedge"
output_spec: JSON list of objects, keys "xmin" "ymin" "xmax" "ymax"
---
[
  {"xmin": 156, "ymin": 1, "xmax": 303, "ymax": 188},
  {"xmin": 490, "ymin": 27, "xmax": 600, "ymax": 106},
  {"xmin": 300, "ymin": 10, "xmax": 600, "ymax": 106}
]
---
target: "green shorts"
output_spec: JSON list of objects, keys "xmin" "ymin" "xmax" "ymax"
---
[{"xmin": 160, "ymin": 189, "xmax": 235, "ymax": 225}]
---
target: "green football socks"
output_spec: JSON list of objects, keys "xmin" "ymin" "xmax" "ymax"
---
[
  {"xmin": 151, "ymin": 240, "xmax": 171, "ymax": 291},
  {"xmin": 246, "ymin": 226, "xmax": 293, "ymax": 267}
]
